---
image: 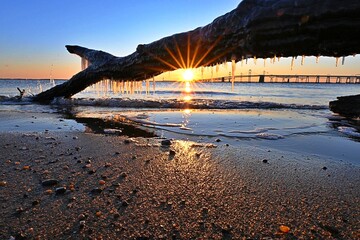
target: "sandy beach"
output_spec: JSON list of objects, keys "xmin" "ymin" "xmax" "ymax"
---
[{"xmin": 0, "ymin": 111, "xmax": 359, "ymax": 239}]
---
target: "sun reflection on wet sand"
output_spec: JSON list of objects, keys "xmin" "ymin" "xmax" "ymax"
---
[{"xmin": 183, "ymin": 95, "xmax": 192, "ymax": 102}]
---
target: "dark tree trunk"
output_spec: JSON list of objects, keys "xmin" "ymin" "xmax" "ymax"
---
[{"xmin": 33, "ymin": 0, "xmax": 360, "ymax": 102}]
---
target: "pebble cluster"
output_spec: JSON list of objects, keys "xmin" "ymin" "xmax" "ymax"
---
[{"xmin": 0, "ymin": 131, "xmax": 359, "ymax": 239}]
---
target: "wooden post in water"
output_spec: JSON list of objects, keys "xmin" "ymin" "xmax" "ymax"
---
[
  {"xmin": 326, "ymin": 76, "xmax": 331, "ymax": 83},
  {"xmin": 259, "ymin": 75, "xmax": 265, "ymax": 83}
]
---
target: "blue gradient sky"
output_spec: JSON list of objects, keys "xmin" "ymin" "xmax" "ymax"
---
[{"xmin": 0, "ymin": 0, "xmax": 359, "ymax": 79}]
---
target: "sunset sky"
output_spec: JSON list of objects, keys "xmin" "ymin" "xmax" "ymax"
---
[{"xmin": 1, "ymin": 0, "xmax": 359, "ymax": 80}]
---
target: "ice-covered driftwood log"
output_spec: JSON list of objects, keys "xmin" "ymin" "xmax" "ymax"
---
[{"xmin": 33, "ymin": 0, "xmax": 360, "ymax": 102}]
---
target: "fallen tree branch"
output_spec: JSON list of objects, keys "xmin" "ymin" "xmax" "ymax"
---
[{"xmin": 33, "ymin": 0, "xmax": 360, "ymax": 102}]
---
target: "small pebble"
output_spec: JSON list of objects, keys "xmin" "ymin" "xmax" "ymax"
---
[
  {"xmin": 69, "ymin": 184, "xmax": 75, "ymax": 191},
  {"xmin": 95, "ymin": 211, "xmax": 102, "ymax": 217},
  {"xmin": 78, "ymin": 214, "xmax": 86, "ymax": 220},
  {"xmin": 169, "ymin": 150, "xmax": 176, "ymax": 156},
  {"xmin": 45, "ymin": 189, "xmax": 53, "ymax": 195},
  {"xmin": 55, "ymin": 187, "xmax": 67, "ymax": 194},
  {"xmin": 279, "ymin": 225, "xmax": 290, "ymax": 233},
  {"xmin": 16, "ymin": 207, "xmax": 24, "ymax": 214},
  {"xmin": 322, "ymin": 166, "xmax": 327, "ymax": 170},
  {"xmin": 0, "ymin": 181, "xmax": 7, "ymax": 187},
  {"xmin": 262, "ymin": 159, "xmax": 268, "ymax": 164},
  {"xmin": 124, "ymin": 139, "xmax": 131, "ymax": 144},
  {"xmin": 91, "ymin": 188, "xmax": 103, "ymax": 194},
  {"xmin": 161, "ymin": 139, "xmax": 171, "ymax": 146},
  {"xmin": 22, "ymin": 165, "xmax": 30, "ymax": 170},
  {"xmin": 79, "ymin": 220, "xmax": 86, "ymax": 229},
  {"xmin": 41, "ymin": 179, "xmax": 59, "ymax": 187},
  {"xmin": 99, "ymin": 180, "xmax": 106, "ymax": 185},
  {"xmin": 215, "ymin": 138, "xmax": 221, "ymax": 142}
]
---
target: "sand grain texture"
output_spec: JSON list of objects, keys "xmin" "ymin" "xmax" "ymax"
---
[{"xmin": 0, "ymin": 130, "xmax": 359, "ymax": 239}]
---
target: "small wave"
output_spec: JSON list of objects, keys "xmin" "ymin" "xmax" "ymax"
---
[
  {"xmin": 338, "ymin": 126, "xmax": 360, "ymax": 138},
  {"xmin": 49, "ymin": 97, "xmax": 327, "ymax": 110},
  {"xmin": 255, "ymin": 133, "xmax": 285, "ymax": 140},
  {"xmin": 228, "ymin": 127, "xmax": 277, "ymax": 134},
  {"xmin": 0, "ymin": 96, "xmax": 33, "ymax": 105}
]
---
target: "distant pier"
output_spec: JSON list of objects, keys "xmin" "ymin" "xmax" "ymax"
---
[{"xmin": 200, "ymin": 74, "xmax": 360, "ymax": 84}]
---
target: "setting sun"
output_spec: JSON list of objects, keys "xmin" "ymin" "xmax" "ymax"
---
[{"xmin": 182, "ymin": 69, "xmax": 194, "ymax": 82}]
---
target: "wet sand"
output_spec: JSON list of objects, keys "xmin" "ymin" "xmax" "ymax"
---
[{"xmin": 0, "ymin": 112, "xmax": 359, "ymax": 239}]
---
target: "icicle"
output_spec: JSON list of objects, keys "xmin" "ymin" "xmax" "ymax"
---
[
  {"xmin": 121, "ymin": 81, "xmax": 124, "ymax": 94},
  {"xmin": 38, "ymin": 81, "xmax": 43, "ymax": 93},
  {"xmin": 211, "ymin": 66, "xmax": 214, "ymax": 82},
  {"xmin": 80, "ymin": 57, "xmax": 90, "ymax": 70},
  {"xmin": 241, "ymin": 57, "xmax": 244, "ymax": 67},
  {"xmin": 335, "ymin": 57, "xmax": 340, "ymax": 67},
  {"xmin": 263, "ymin": 58, "xmax": 266, "ymax": 67},
  {"xmin": 245, "ymin": 58, "xmax": 248, "ymax": 64},
  {"xmin": 273, "ymin": 55, "xmax": 276, "ymax": 64},
  {"xmin": 342, "ymin": 56, "xmax": 345, "ymax": 65},
  {"xmin": 231, "ymin": 59, "xmax": 236, "ymax": 91},
  {"xmin": 113, "ymin": 81, "xmax": 116, "ymax": 94},
  {"xmin": 277, "ymin": 56, "xmax": 281, "ymax": 62},
  {"xmin": 301, "ymin": 55, "xmax": 305, "ymax": 65},
  {"xmin": 291, "ymin": 57, "xmax": 295, "ymax": 70},
  {"xmin": 146, "ymin": 79, "xmax": 150, "ymax": 94},
  {"xmin": 253, "ymin": 56, "xmax": 257, "ymax": 65},
  {"xmin": 231, "ymin": 59, "xmax": 236, "ymax": 73},
  {"xmin": 201, "ymin": 67, "xmax": 204, "ymax": 80},
  {"xmin": 316, "ymin": 55, "xmax": 319, "ymax": 64},
  {"xmin": 216, "ymin": 63, "xmax": 219, "ymax": 73},
  {"xmin": 81, "ymin": 58, "xmax": 85, "ymax": 70},
  {"xmin": 152, "ymin": 77, "xmax": 156, "ymax": 93}
]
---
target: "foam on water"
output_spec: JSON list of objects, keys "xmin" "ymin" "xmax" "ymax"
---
[
  {"xmin": 338, "ymin": 126, "xmax": 360, "ymax": 138},
  {"xmin": 255, "ymin": 132, "xmax": 285, "ymax": 140},
  {"xmin": 49, "ymin": 97, "xmax": 327, "ymax": 110}
]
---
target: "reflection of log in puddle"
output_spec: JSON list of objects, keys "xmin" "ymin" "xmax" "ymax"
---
[{"xmin": 66, "ymin": 115, "xmax": 157, "ymax": 138}]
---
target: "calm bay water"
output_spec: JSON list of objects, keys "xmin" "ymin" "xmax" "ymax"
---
[{"xmin": 1, "ymin": 79, "xmax": 359, "ymax": 164}]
